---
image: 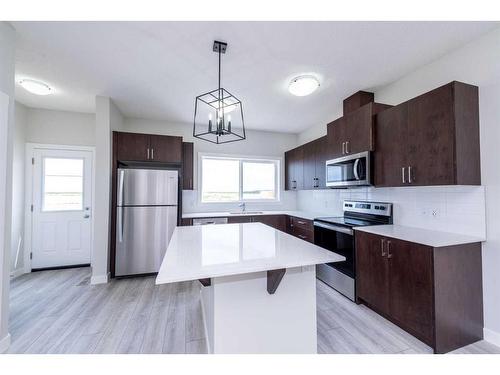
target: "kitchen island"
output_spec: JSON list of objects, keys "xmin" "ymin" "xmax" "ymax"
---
[{"xmin": 156, "ymin": 222, "xmax": 344, "ymax": 354}]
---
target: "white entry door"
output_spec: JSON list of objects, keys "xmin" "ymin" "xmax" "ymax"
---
[{"xmin": 31, "ymin": 147, "xmax": 93, "ymax": 269}]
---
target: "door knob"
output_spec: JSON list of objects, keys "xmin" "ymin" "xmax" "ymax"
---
[{"xmin": 84, "ymin": 214, "xmax": 90, "ymax": 219}]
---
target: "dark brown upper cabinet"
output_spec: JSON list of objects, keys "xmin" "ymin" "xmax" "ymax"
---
[
  {"xmin": 115, "ymin": 132, "xmax": 151, "ymax": 162},
  {"xmin": 284, "ymin": 146, "xmax": 304, "ymax": 191},
  {"xmin": 374, "ymin": 103, "xmax": 410, "ymax": 187},
  {"xmin": 114, "ymin": 131, "xmax": 182, "ymax": 163},
  {"xmin": 149, "ymin": 134, "xmax": 182, "ymax": 163},
  {"xmin": 302, "ymin": 136, "xmax": 328, "ymax": 189},
  {"xmin": 327, "ymin": 102, "xmax": 391, "ymax": 159},
  {"xmin": 182, "ymin": 142, "xmax": 194, "ymax": 190},
  {"xmin": 374, "ymin": 81, "xmax": 480, "ymax": 187}
]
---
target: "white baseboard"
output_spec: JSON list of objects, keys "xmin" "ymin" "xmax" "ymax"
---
[
  {"xmin": 0, "ymin": 333, "xmax": 11, "ymax": 353},
  {"xmin": 90, "ymin": 272, "xmax": 110, "ymax": 284},
  {"xmin": 484, "ymin": 328, "xmax": 500, "ymax": 347},
  {"xmin": 10, "ymin": 267, "xmax": 25, "ymax": 279}
]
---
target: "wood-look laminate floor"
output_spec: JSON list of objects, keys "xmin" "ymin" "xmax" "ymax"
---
[{"xmin": 7, "ymin": 267, "xmax": 500, "ymax": 354}]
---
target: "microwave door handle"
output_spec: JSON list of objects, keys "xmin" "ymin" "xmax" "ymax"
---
[{"xmin": 353, "ymin": 158, "xmax": 360, "ymax": 180}]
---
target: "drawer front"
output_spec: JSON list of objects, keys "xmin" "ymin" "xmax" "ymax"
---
[
  {"xmin": 291, "ymin": 226, "xmax": 314, "ymax": 243},
  {"xmin": 290, "ymin": 216, "xmax": 314, "ymax": 232}
]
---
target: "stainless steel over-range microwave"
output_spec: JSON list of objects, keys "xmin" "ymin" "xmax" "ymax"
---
[{"xmin": 325, "ymin": 151, "xmax": 372, "ymax": 188}]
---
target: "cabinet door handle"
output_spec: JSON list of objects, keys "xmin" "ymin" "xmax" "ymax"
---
[
  {"xmin": 298, "ymin": 234, "xmax": 307, "ymax": 239},
  {"xmin": 346, "ymin": 141, "xmax": 349, "ymax": 154},
  {"xmin": 408, "ymin": 166, "xmax": 412, "ymax": 183},
  {"xmin": 151, "ymin": 148, "xmax": 154, "ymax": 160},
  {"xmin": 147, "ymin": 148, "xmax": 150, "ymax": 160},
  {"xmin": 342, "ymin": 142, "xmax": 346, "ymax": 154},
  {"xmin": 387, "ymin": 241, "xmax": 393, "ymax": 259},
  {"xmin": 297, "ymin": 220, "xmax": 306, "ymax": 225},
  {"xmin": 401, "ymin": 167, "xmax": 406, "ymax": 184},
  {"xmin": 381, "ymin": 238, "xmax": 387, "ymax": 257}
]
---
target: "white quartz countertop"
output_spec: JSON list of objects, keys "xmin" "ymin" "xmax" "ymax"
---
[
  {"xmin": 354, "ymin": 225, "xmax": 485, "ymax": 248},
  {"xmin": 156, "ymin": 222, "xmax": 344, "ymax": 284},
  {"xmin": 182, "ymin": 210, "xmax": 320, "ymax": 220}
]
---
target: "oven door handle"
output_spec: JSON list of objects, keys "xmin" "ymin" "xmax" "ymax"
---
[{"xmin": 313, "ymin": 221, "xmax": 353, "ymax": 235}]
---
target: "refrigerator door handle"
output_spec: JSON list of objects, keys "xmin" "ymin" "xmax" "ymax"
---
[
  {"xmin": 117, "ymin": 207, "xmax": 124, "ymax": 243},
  {"xmin": 118, "ymin": 169, "xmax": 125, "ymax": 206}
]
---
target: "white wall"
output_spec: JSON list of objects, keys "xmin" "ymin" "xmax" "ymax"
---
[
  {"xmin": 297, "ymin": 26, "xmax": 500, "ymax": 344},
  {"xmin": 91, "ymin": 97, "xmax": 123, "ymax": 284},
  {"xmin": 122, "ymin": 118, "xmax": 298, "ymax": 213},
  {"xmin": 478, "ymin": 82, "xmax": 500, "ymax": 344},
  {"xmin": 0, "ymin": 21, "xmax": 16, "ymax": 353},
  {"xmin": 10, "ymin": 102, "xmax": 27, "ymax": 275},
  {"xmin": 25, "ymin": 107, "xmax": 95, "ymax": 146}
]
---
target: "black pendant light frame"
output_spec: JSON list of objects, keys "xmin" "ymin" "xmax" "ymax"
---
[{"xmin": 193, "ymin": 41, "xmax": 246, "ymax": 144}]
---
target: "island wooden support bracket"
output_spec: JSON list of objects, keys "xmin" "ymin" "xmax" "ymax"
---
[
  {"xmin": 267, "ymin": 268, "xmax": 286, "ymax": 294},
  {"xmin": 198, "ymin": 278, "xmax": 211, "ymax": 287}
]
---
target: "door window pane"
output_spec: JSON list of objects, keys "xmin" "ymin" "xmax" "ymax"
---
[
  {"xmin": 242, "ymin": 162, "xmax": 276, "ymax": 200},
  {"xmin": 42, "ymin": 157, "xmax": 84, "ymax": 211},
  {"xmin": 201, "ymin": 158, "xmax": 239, "ymax": 202}
]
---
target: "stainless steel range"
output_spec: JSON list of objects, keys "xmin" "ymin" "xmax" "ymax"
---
[{"xmin": 313, "ymin": 200, "xmax": 393, "ymax": 301}]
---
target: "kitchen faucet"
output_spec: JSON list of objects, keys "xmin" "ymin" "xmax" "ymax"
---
[{"xmin": 238, "ymin": 202, "xmax": 246, "ymax": 212}]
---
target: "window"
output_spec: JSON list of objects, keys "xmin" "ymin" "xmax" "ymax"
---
[
  {"xmin": 201, "ymin": 155, "xmax": 279, "ymax": 203},
  {"xmin": 42, "ymin": 157, "xmax": 84, "ymax": 211}
]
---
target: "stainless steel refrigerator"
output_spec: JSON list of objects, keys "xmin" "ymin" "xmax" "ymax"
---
[{"xmin": 115, "ymin": 168, "xmax": 178, "ymax": 276}]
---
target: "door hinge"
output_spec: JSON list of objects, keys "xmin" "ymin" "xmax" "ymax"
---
[
  {"xmin": 30, "ymin": 204, "xmax": 33, "ymax": 212},
  {"xmin": 30, "ymin": 252, "xmax": 32, "ymax": 260},
  {"xmin": 32, "ymin": 157, "xmax": 35, "ymax": 165}
]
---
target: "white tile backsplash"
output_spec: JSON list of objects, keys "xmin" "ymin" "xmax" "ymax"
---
[{"xmin": 297, "ymin": 186, "xmax": 486, "ymax": 238}]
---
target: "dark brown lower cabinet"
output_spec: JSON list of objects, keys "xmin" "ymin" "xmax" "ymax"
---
[
  {"xmin": 253, "ymin": 215, "xmax": 287, "ymax": 232},
  {"xmin": 286, "ymin": 216, "xmax": 314, "ymax": 243},
  {"xmin": 181, "ymin": 214, "xmax": 289, "ymax": 234},
  {"xmin": 355, "ymin": 231, "xmax": 483, "ymax": 353},
  {"xmin": 181, "ymin": 218, "xmax": 193, "ymax": 226},
  {"xmin": 227, "ymin": 216, "xmax": 253, "ymax": 224},
  {"xmin": 181, "ymin": 214, "xmax": 316, "ymax": 243},
  {"xmin": 355, "ymin": 233, "xmax": 389, "ymax": 314},
  {"xmin": 387, "ymin": 239, "xmax": 434, "ymax": 344}
]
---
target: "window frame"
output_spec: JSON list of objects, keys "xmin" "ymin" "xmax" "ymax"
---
[
  {"xmin": 198, "ymin": 152, "xmax": 281, "ymax": 204},
  {"xmin": 41, "ymin": 156, "xmax": 85, "ymax": 213}
]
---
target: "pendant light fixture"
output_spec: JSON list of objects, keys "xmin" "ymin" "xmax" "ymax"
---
[{"xmin": 193, "ymin": 41, "xmax": 246, "ymax": 144}]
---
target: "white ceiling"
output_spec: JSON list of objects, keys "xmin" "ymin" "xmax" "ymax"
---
[{"xmin": 12, "ymin": 21, "xmax": 499, "ymax": 133}]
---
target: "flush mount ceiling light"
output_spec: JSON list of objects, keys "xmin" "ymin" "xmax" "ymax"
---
[
  {"xmin": 19, "ymin": 79, "xmax": 53, "ymax": 96},
  {"xmin": 193, "ymin": 40, "xmax": 246, "ymax": 144},
  {"xmin": 288, "ymin": 75, "xmax": 320, "ymax": 97}
]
